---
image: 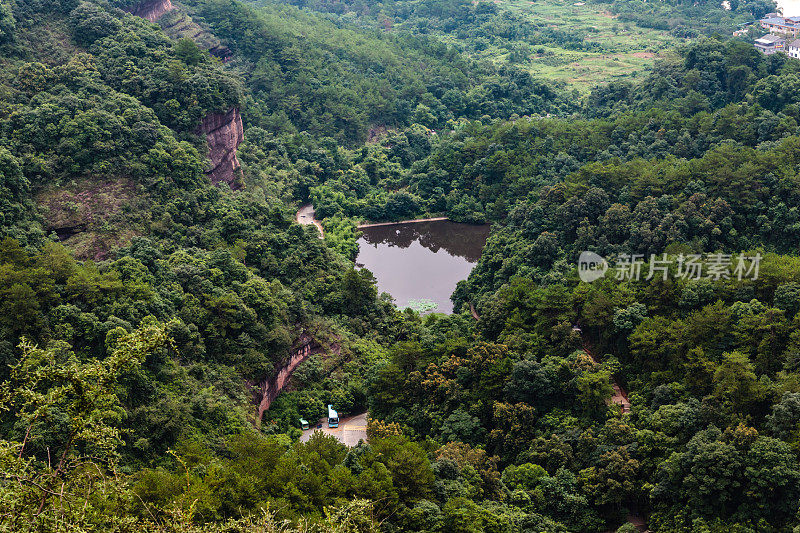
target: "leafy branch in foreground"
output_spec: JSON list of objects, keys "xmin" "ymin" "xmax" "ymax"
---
[{"xmin": 0, "ymin": 321, "xmax": 171, "ymax": 530}]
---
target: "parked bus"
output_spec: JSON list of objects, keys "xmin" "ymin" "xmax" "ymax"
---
[
  {"xmin": 299, "ymin": 418, "xmax": 309, "ymax": 430},
  {"xmin": 327, "ymin": 405, "xmax": 339, "ymax": 428}
]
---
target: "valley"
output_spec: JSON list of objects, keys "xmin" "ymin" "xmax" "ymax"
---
[{"xmin": 1, "ymin": 0, "xmax": 800, "ymax": 532}]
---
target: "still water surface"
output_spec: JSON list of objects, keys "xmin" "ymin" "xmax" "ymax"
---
[{"xmin": 356, "ymin": 220, "xmax": 490, "ymax": 314}]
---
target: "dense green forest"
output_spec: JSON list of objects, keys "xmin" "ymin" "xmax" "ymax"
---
[
  {"xmin": 2, "ymin": 0, "xmax": 800, "ymax": 531},
  {"xmin": 183, "ymin": 0, "xmax": 574, "ymax": 144},
  {"xmin": 268, "ymin": 0, "xmax": 773, "ymax": 90}
]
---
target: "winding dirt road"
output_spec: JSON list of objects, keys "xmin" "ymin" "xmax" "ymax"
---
[{"xmin": 296, "ymin": 203, "xmax": 324, "ymax": 239}]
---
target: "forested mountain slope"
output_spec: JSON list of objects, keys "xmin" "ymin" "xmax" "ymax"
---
[
  {"xmin": 1, "ymin": 0, "xmax": 800, "ymax": 532},
  {"xmin": 181, "ymin": 0, "xmax": 574, "ymax": 143},
  {"xmin": 265, "ymin": 0, "xmax": 771, "ymax": 91}
]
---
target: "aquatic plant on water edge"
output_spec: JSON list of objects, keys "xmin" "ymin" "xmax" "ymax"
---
[{"xmin": 402, "ymin": 299, "xmax": 438, "ymax": 314}]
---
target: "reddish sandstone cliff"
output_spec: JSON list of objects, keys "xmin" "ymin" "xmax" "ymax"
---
[
  {"xmin": 256, "ymin": 339, "xmax": 315, "ymax": 422},
  {"xmin": 128, "ymin": 0, "xmax": 174, "ymax": 22},
  {"xmin": 128, "ymin": 2, "xmax": 242, "ymax": 188},
  {"xmin": 197, "ymin": 108, "xmax": 244, "ymax": 188}
]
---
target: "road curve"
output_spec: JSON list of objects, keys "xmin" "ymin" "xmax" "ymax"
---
[
  {"xmin": 296, "ymin": 203, "xmax": 324, "ymax": 239},
  {"xmin": 300, "ymin": 412, "xmax": 368, "ymax": 447}
]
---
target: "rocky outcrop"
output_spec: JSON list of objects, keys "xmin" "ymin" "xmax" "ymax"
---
[
  {"xmin": 53, "ymin": 223, "xmax": 88, "ymax": 241},
  {"xmin": 159, "ymin": 10, "xmax": 233, "ymax": 62},
  {"xmin": 197, "ymin": 108, "xmax": 243, "ymax": 188},
  {"xmin": 208, "ymin": 44, "xmax": 233, "ymax": 63},
  {"xmin": 256, "ymin": 333, "xmax": 320, "ymax": 423},
  {"xmin": 128, "ymin": 0, "xmax": 175, "ymax": 22},
  {"xmin": 128, "ymin": 3, "xmax": 241, "ymax": 187},
  {"xmin": 129, "ymin": 0, "xmax": 231, "ymax": 61}
]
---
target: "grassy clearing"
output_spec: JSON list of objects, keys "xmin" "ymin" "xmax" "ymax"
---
[
  {"xmin": 453, "ymin": 0, "xmax": 687, "ymax": 93},
  {"xmin": 527, "ymin": 46, "xmax": 668, "ymax": 89},
  {"xmin": 512, "ymin": 0, "xmax": 683, "ymax": 91},
  {"xmin": 36, "ymin": 178, "xmax": 141, "ymax": 260}
]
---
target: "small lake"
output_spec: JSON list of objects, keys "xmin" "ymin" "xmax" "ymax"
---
[{"xmin": 355, "ymin": 220, "xmax": 491, "ymax": 314}]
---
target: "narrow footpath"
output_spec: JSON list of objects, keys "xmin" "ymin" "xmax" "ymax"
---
[
  {"xmin": 580, "ymin": 333, "xmax": 631, "ymax": 413},
  {"xmin": 581, "ymin": 333, "xmax": 644, "ymax": 531},
  {"xmin": 470, "ymin": 309, "xmax": 640, "ymax": 529},
  {"xmin": 470, "ymin": 306, "xmax": 630, "ymax": 413}
]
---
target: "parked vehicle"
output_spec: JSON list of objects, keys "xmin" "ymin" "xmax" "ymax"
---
[{"xmin": 327, "ymin": 405, "xmax": 339, "ymax": 428}]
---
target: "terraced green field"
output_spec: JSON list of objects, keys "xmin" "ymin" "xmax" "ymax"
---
[
  {"xmin": 447, "ymin": 0, "xmax": 688, "ymax": 93},
  {"xmin": 517, "ymin": 0, "xmax": 683, "ymax": 89}
]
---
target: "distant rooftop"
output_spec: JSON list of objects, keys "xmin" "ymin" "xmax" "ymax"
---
[
  {"xmin": 761, "ymin": 16, "xmax": 800, "ymax": 27},
  {"xmin": 756, "ymin": 34, "xmax": 786, "ymax": 43}
]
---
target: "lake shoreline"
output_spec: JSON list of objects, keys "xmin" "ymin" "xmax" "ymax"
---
[
  {"xmin": 357, "ymin": 217, "xmax": 449, "ymax": 229},
  {"xmin": 356, "ymin": 219, "xmax": 491, "ymax": 314}
]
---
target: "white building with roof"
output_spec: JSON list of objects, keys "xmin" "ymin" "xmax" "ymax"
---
[
  {"xmin": 754, "ymin": 34, "xmax": 787, "ymax": 55},
  {"xmin": 789, "ymin": 39, "xmax": 800, "ymax": 58}
]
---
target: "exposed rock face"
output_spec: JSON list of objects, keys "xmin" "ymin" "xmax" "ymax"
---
[
  {"xmin": 159, "ymin": 10, "xmax": 233, "ymax": 62},
  {"xmin": 128, "ymin": 2, "xmax": 241, "ymax": 187},
  {"xmin": 128, "ymin": 0, "xmax": 175, "ymax": 22},
  {"xmin": 256, "ymin": 335, "xmax": 318, "ymax": 422},
  {"xmin": 209, "ymin": 44, "xmax": 233, "ymax": 63},
  {"xmin": 36, "ymin": 178, "xmax": 138, "ymax": 261},
  {"xmin": 197, "ymin": 108, "xmax": 244, "ymax": 188}
]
